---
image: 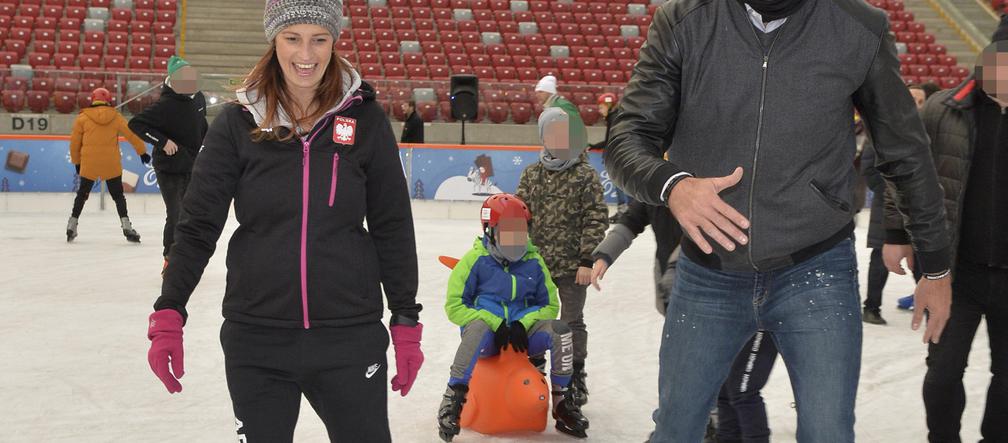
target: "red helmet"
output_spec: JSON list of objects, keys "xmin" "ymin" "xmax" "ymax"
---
[
  {"xmin": 480, "ymin": 193, "xmax": 531, "ymax": 230},
  {"xmin": 90, "ymin": 87, "xmax": 112, "ymax": 104},
  {"xmin": 597, "ymin": 93, "xmax": 617, "ymax": 106}
]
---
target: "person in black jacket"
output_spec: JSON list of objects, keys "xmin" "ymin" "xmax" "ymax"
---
[
  {"xmin": 606, "ymin": 0, "xmax": 953, "ymax": 440},
  {"xmin": 884, "ymin": 17, "xmax": 1008, "ymax": 442},
  {"xmin": 144, "ymin": 3, "xmax": 424, "ymax": 442},
  {"xmin": 400, "ymin": 100, "xmax": 424, "ymax": 143},
  {"xmin": 590, "ymin": 199, "xmax": 681, "ymax": 315},
  {"xmin": 128, "ymin": 55, "xmax": 208, "ymax": 265}
]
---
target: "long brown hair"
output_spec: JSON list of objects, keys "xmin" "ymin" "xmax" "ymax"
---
[{"xmin": 243, "ymin": 43, "xmax": 350, "ymax": 142}]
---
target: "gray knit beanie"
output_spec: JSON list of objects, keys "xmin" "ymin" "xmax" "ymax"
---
[{"xmin": 264, "ymin": 0, "xmax": 344, "ymax": 43}]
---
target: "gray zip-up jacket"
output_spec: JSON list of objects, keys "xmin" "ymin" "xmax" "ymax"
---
[{"xmin": 605, "ymin": 0, "xmax": 950, "ymax": 273}]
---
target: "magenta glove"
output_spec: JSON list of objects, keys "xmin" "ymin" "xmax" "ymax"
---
[
  {"xmin": 390, "ymin": 323, "xmax": 424, "ymax": 397},
  {"xmin": 147, "ymin": 309, "xmax": 185, "ymax": 394}
]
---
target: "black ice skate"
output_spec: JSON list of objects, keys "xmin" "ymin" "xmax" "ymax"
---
[
  {"xmin": 571, "ymin": 361, "xmax": 589, "ymax": 406},
  {"xmin": 552, "ymin": 387, "xmax": 589, "ymax": 438},
  {"xmin": 66, "ymin": 217, "xmax": 78, "ymax": 242},
  {"xmin": 437, "ymin": 384, "xmax": 468, "ymax": 442},
  {"xmin": 121, "ymin": 217, "xmax": 140, "ymax": 243}
]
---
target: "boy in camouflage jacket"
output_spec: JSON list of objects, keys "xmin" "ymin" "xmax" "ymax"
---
[{"xmin": 516, "ymin": 104, "xmax": 608, "ymax": 406}]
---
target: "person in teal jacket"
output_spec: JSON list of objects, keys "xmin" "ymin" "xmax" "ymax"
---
[{"xmin": 437, "ymin": 193, "xmax": 590, "ymax": 442}]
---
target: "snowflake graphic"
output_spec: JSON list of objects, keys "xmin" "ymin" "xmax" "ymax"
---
[{"xmin": 512, "ymin": 156, "xmax": 523, "ymax": 166}]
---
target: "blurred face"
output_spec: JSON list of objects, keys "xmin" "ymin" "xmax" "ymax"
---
[
  {"xmin": 170, "ymin": 65, "xmax": 199, "ymax": 95},
  {"xmin": 598, "ymin": 103, "xmax": 610, "ymax": 117},
  {"xmin": 275, "ymin": 24, "xmax": 335, "ymax": 97},
  {"xmin": 401, "ymin": 103, "xmax": 412, "ymax": 114},
  {"xmin": 536, "ymin": 91, "xmax": 552, "ymax": 104},
  {"xmin": 909, "ymin": 87, "xmax": 926, "ymax": 109},
  {"xmin": 496, "ymin": 216, "xmax": 528, "ymax": 261},
  {"xmin": 542, "ymin": 115, "xmax": 573, "ymax": 161},
  {"xmin": 978, "ymin": 45, "xmax": 1008, "ymax": 105}
]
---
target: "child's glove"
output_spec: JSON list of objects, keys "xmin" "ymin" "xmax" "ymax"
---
[
  {"xmin": 493, "ymin": 322, "xmax": 511, "ymax": 351},
  {"xmin": 508, "ymin": 322, "xmax": 528, "ymax": 353}
]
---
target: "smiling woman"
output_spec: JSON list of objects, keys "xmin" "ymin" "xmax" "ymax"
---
[
  {"xmin": 243, "ymin": 15, "xmax": 351, "ymax": 140},
  {"xmin": 144, "ymin": 1, "xmax": 424, "ymax": 442}
]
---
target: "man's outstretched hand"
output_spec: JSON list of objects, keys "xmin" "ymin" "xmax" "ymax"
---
[{"xmin": 667, "ymin": 167, "xmax": 750, "ymax": 254}]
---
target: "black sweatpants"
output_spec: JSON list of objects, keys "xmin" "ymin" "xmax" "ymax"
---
[
  {"xmin": 716, "ymin": 331, "xmax": 779, "ymax": 443},
  {"xmin": 155, "ymin": 170, "xmax": 190, "ymax": 257},
  {"xmin": 923, "ymin": 261, "xmax": 1008, "ymax": 443},
  {"xmin": 220, "ymin": 320, "xmax": 392, "ymax": 442},
  {"xmin": 72, "ymin": 176, "xmax": 128, "ymax": 218}
]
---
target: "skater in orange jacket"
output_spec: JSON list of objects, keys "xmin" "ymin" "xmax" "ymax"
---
[{"xmin": 67, "ymin": 87, "xmax": 149, "ymax": 243}]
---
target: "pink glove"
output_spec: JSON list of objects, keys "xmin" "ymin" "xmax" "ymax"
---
[
  {"xmin": 390, "ymin": 323, "xmax": 424, "ymax": 397},
  {"xmin": 147, "ymin": 309, "xmax": 185, "ymax": 394}
]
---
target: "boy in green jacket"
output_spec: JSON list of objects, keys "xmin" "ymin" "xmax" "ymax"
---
[{"xmin": 437, "ymin": 193, "xmax": 589, "ymax": 441}]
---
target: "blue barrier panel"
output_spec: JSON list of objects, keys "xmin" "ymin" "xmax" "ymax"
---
[{"xmin": 2, "ymin": 138, "xmax": 625, "ymax": 203}]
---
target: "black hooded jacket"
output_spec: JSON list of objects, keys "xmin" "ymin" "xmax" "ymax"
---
[{"xmin": 128, "ymin": 83, "xmax": 208, "ymax": 174}]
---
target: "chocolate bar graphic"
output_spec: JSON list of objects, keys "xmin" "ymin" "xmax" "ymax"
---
[{"xmin": 5, "ymin": 150, "xmax": 29, "ymax": 173}]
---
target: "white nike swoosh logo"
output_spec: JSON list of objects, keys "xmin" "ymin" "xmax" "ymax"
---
[{"xmin": 365, "ymin": 364, "xmax": 380, "ymax": 379}]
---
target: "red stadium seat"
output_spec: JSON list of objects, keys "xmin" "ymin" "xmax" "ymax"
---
[
  {"xmin": 54, "ymin": 53, "xmax": 76, "ymax": 69},
  {"xmin": 3, "ymin": 77, "xmax": 29, "ymax": 91},
  {"xmin": 27, "ymin": 90, "xmax": 49, "ymax": 112},
  {"xmin": 79, "ymin": 54, "xmax": 101, "ymax": 69},
  {"xmin": 31, "ymin": 77, "xmax": 54, "ymax": 93},
  {"xmin": 3, "ymin": 90, "xmax": 26, "ymax": 112},
  {"xmin": 34, "ymin": 41, "xmax": 56, "ymax": 55},
  {"xmin": 59, "ymin": 30, "xmax": 81, "ymax": 42},
  {"xmin": 136, "ymin": 9, "xmax": 155, "ymax": 23},
  {"xmin": 34, "ymin": 29, "xmax": 56, "ymax": 42},
  {"xmin": 0, "ymin": 51, "xmax": 17, "ymax": 67},
  {"xmin": 487, "ymin": 102, "xmax": 509, "ymax": 123},
  {"xmin": 59, "ymin": 41, "xmax": 80, "ymax": 55},
  {"xmin": 508, "ymin": 100, "xmax": 532, "ymax": 123},
  {"xmin": 54, "ymin": 91, "xmax": 76, "ymax": 113},
  {"xmin": 579, "ymin": 105, "xmax": 600, "ymax": 125},
  {"xmin": 27, "ymin": 52, "xmax": 51, "ymax": 67},
  {"xmin": 54, "ymin": 77, "xmax": 80, "ymax": 92},
  {"xmin": 430, "ymin": 65, "xmax": 450, "ymax": 79}
]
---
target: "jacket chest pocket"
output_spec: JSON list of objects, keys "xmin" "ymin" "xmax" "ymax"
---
[{"xmin": 324, "ymin": 153, "xmax": 365, "ymax": 209}]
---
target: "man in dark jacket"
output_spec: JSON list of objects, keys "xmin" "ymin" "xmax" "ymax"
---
[
  {"xmin": 884, "ymin": 16, "xmax": 1008, "ymax": 442},
  {"xmin": 129, "ymin": 55, "xmax": 208, "ymax": 264},
  {"xmin": 400, "ymin": 100, "xmax": 424, "ymax": 143},
  {"xmin": 605, "ymin": 0, "xmax": 953, "ymax": 440},
  {"xmin": 863, "ymin": 83, "xmax": 935, "ymax": 323}
]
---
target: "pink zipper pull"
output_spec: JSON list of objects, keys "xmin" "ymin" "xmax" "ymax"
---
[{"xmin": 329, "ymin": 152, "xmax": 340, "ymax": 207}]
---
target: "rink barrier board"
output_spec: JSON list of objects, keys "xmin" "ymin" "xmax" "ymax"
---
[{"xmin": 1, "ymin": 137, "xmax": 629, "ymax": 203}]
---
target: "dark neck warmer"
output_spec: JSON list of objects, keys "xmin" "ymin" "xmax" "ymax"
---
[{"xmin": 743, "ymin": 0, "xmax": 808, "ymax": 21}]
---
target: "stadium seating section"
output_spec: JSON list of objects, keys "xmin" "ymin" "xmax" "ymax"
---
[
  {"xmin": 347, "ymin": 0, "xmax": 970, "ymax": 124},
  {"xmin": 0, "ymin": 0, "xmax": 176, "ymax": 113},
  {"xmin": 0, "ymin": 0, "xmax": 977, "ymax": 122}
]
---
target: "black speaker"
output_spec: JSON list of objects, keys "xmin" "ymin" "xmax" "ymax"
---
[{"xmin": 450, "ymin": 74, "xmax": 479, "ymax": 121}]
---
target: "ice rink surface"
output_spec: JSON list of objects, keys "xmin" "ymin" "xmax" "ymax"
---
[{"xmin": 0, "ymin": 211, "xmax": 992, "ymax": 442}]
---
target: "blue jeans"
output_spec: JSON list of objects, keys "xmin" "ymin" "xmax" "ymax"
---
[{"xmin": 651, "ymin": 238, "xmax": 862, "ymax": 443}]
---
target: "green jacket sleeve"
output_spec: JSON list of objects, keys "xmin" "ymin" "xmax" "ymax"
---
[
  {"xmin": 445, "ymin": 248, "xmax": 505, "ymax": 330},
  {"xmin": 518, "ymin": 251, "xmax": 560, "ymax": 330}
]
